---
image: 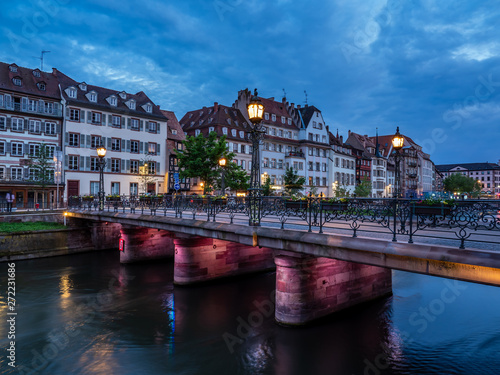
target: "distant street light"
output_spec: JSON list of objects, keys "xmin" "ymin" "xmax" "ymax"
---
[
  {"xmin": 219, "ymin": 157, "xmax": 227, "ymax": 195},
  {"xmin": 391, "ymin": 127, "xmax": 404, "ymax": 198},
  {"xmin": 96, "ymin": 145, "xmax": 107, "ymax": 210}
]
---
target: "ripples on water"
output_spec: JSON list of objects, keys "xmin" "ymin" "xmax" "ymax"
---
[{"xmin": 0, "ymin": 251, "xmax": 499, "ymax": 375}]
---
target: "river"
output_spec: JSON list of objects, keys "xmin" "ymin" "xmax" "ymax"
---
[{"xmin": 1, "ymin": 250, "xmax": 499, "ymax": 375}]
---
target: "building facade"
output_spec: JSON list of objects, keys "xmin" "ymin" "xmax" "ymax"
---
[
  {"xmin": 58, "ymin": 70, "xmax": 167, "ymax": 198},
  {"xmin": 0, "ymin": 62, "xmax": 63, "ymax": 208},
  {"xmin": 329, "ymin": 132, "xmax": 356, "ymax": 197},
  {"xmin": 163, "ymin": 110, "xmax": 190, "ymax": 194},
  {"xmin": 436, "ymin": 162, "xmax": 500, "ymax": 197}
]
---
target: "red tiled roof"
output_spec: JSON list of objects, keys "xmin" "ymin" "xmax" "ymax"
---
[
  {"xmin": 0, "ymin": 62, "xmax": 61, "ymax": 99},
  {"xmin": 161, "ymin": 110, "xmax": 185, "ymax": 142}
]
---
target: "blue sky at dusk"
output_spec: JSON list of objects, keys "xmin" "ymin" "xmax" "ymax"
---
[{"xmin": 1, "ymin": 0, "xmax": 499, "ymax": 164}]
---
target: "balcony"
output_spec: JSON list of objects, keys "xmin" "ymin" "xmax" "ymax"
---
[
  {"xmin": 1, "ymin": 101, "xmax": 62, "ymax": 118},
  {"xmin": 285, "ymin": 151, "xmax": 305, "ymax": 158},
  {"xmin": 407, "ymin": 172, "xmax": 418, "ymax": 179}
]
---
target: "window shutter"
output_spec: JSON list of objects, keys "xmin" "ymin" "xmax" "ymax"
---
[
  {"xmin": 24, "ymin": 168, "xmax": 29, "ymax": 178},
  {"xmin": 56, "ymin": 123, "xmax": 61, "ymax": 134},
  {"xmin": 101, "ymin": 115, "xmax": 106, "ymax": 126},
  {"xmin": 121, "ymin": 159, "xmax": 126, "ymax": 172},
  {"xmin": 38, "ymin": 100, "xmax": 44, "ymax": 113},
  {"xmin": 6, "ymin": 142, "xmax": 11, "ymax": 154},
  {"xmin": 23, "ymin": 120, "xmax": 29, "ymax": 131},
  {"xmin": 86, "ymin": 156, "xmax": 91, "ymax": 171},
  {"xmin": 22, "ymin": 97, "xmax": 28, "ymax": 111},
  {"xmin": 108, "ymin": 114, "xmax": 112, "ymax": 126},
  {"xmin": 65, "ymin": 133, "xmax": 69, "ymax": 145},
  {"xmin": 157, "ymin": 143, "xmax": 161, "ymax": 155},
  {"xmin": 20, "ymin": 143, "xmax": 24, "ymax": 156},
  {"xmin": 156, "ymin": 123, "xmax": 160, "ymax": 134},
  {"xmin": 106, "ymin": 158, "xmax": 111, "ymax": 172},
  {"xmin": 121, "ymin": 139, "xmax": 125, "ymax": 151},
  {"xmin": 140, "ymin": 121, "xmax": 144, "ymax": 131},
  {"xmin": 65, "ymin": 107, "xmax": 70, "ymax": 117},
  {"xmin": 87, "ymin": 111, "xmax": 91, "ymax": 123},
  {"xmin": 80, "ymin": 110, "xmax": 85, "ymax": 123},
  {"xmin": 107, "ymin": 137, "xmax": 112, "ymax": 148},
  {"xmin": 121, "ymin": 117, "xmax": 125, "ymax": 128},
  {"xmin": 65, "ymin": 155, "xmax": 69, "ymax": 169},
  {"xmin": 139, "ymin": 142, "xmax": 143, "ymax": 153},
  {"xmin": 126, "ymin": 160, "xmax": 130, "ymax": 173},
  {"xmin": 145, "ymin": 142, "xmax": 149, "ymax": 154},
  {"xmin": 157, "ymin": 162, "xmax": 160, "ymax": 174},
  {"xmin": 6, "ymin": 117, "xmax": 11, "ymax": 129},
  {"xmin": 86, "ymin": 135, "xmax": 91, "ymax": 148},
  {"xmin": 126, "ymin": 140, "xmax": 131, "ymax": 152},
  {"xmin": 127, "ymin": 118, "xmax": 131, "ymax": 129}
]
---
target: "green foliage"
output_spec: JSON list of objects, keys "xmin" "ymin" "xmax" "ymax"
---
[
  {"xmin": 28, "ymin": 144, "xmax": 54, "ymax": 188},
  {"xmin": 354, "ymin": 177, "xmax": 372, "ymax": 197},
  {"xmin": 177, "ymin": 132, "xmax": 234, "ymax": 194},
  {"xmin": 443, "ymin": 173, "xmax": 482, "ymax": 196},
  {"xmin": 261, "ymin": 174, "xmax": 272, "ymax": 196},
  {"xmin": 333, "ymin": 183, "xmax": 351, "ymax": 198},
  {"xmin": 0, "ymin": 221, "xmax": 66, "ymax": 233},
  {"xmin": 215, "ymin": 161, "xmax": 250, "ymax": 193},
  {"xmin": 283, "ymin": 167, "xmax": 306, "ymax": 196}
]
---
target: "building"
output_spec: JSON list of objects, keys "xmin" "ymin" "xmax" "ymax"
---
[
  {"xmin": 329, "ymin": 131, "xmax": 356, "ymax": 196},
  {"xmin": 435, "ymin": 162, "xmax": 500, "ymax": 197},
  {"xmin": 295, "ymin": 105, "xmax": 331, "ymax": 196},
  {"xmin": 57, "ymin": 70, "xmax": 168, "ymax": 197},
  {"xmin": 180, "ymin": 101, "xmax": 251, "ymax": 194},
  {"xmin": 0, "ymin": 62, "xmax": 64, "ymax": 208},
  {"xmin": 345, "ymin": 131, "xmax": 372, "ymax": 191},
  {"xmin": 163, "ymin": 110, "xmax": 190, "ymax": 194}
]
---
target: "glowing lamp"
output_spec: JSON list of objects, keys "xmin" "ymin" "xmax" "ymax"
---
[
  {"xmin": 247, "ymin": 89, "xmax": 264, "ymax": 124},
  {"xmin": 392, "ymin": 127, "xmax": 404, "ymax": 150}
]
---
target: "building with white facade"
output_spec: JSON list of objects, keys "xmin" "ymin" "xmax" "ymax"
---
[
  {"xmin": 0, "ymin": 62, "xmax": 63, "ymax": 207},
  {"xmin": 436, "ymin": 162, "xmax": 500, "ymax": 197},
  {"xmin": 329, "ymin": 131, "xmax": 356, "ymax": 197},
  {"xmin": 57, "ymin": 70, "xmax": 167, "ymax": 197}
]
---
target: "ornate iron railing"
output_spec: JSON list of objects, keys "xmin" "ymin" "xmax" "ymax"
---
[{"xmin": 67, "ymin": 196, "xmax": 500, "ymax": 250}]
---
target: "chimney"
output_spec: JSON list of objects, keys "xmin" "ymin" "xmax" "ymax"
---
[
  {"xmin": 325, "ymin": 125, "xmax": 329, "ymax": 132},
  {"xmin": 214, "ymin": 102, "xmax": 219, "ymax": 112},
  {"xmin": 348, "ymin": 130, "xmax": 351, "ymax": 137},
  {"xmin": 158, "ymin": 104, "xmax": 161, "ymax": 109},
  {"xmin": 291, "ymin": 103, "xmax": 295, "ymax": 109},
  {"xmin": 282, "ymin": 97, "xmax": 286, "ymax": 104},
  {"xmin": 297, "ymin": 105, "xmax": 301, "ymax": 109},
  {"xmin": 52, "ymin": 68, "xmax": 58, "ymax": 76},
  {"xmin": 340, "ymin": 135, "xmax": 343, "ymax": 143}
]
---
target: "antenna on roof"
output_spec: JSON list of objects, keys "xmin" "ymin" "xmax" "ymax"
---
[
  {"xmin": 282, "ymin": 88, "xmax": 286, "ymax": 100},
  {"xmin": 33, "ymin": 50, "xmax": 51, "ymax": 71},
  {"xmin": 304, "ymin": 90, "xmax": 308, "ymax": 105}
]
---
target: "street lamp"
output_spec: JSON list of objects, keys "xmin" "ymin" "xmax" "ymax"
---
[
  {"xmin": 96, "ymin": 145, "xmax": 107, "ymax": 210},
  {"xmin": 219, "ymin": 157, "xmax": 227, "ymax": 196},
  {"xmin": 247, "ymin": 88, "xmax": 265, "ymax": 226},
  {"xmin": 391, "ymin": 127, "xmax": 404, "ymax": 198}
]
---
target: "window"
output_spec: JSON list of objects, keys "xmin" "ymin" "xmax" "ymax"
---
[
  {"xmin": 128, "ymin": 101, "xmax": 136, "ymax": 110},
  {"xmin": 11, "ymin": 118, "xmax": 24, "ymax": 131},
  {"xmin": 112, "ymin": 115, "xmax": 121, "ymax": 127},
  {"xmin": 172, "ymin": 129, "xmax": 177, "ymax": 135},
  {"xmin": 29, "ymin": 120, "xmax": 42, "ymax": 134},
  {"xmin": 130, "ymin": 141, "xmax": 139, "ymax": 153},
  {"xmin": 130, "ymin": 160, "xmax": 139, "ymax": 173},
  {"xmin": 11, "ymin": 142, "xmax": 23, "ymax": 156},
  {"xmin": 45, "ymin": 122, "xmax": 56, "ymax": 135},
  {"xmin": 28, "ymin": 100, "xmax": 37, "ymax": 112},
  {"xmin": 0, "ymin": 166, "xmax": 4, "ymax": 179},
  {"xmin": 0, "ymin": 141, "xmax": 5, "ymax": 155},
  {"xmin": 111, "ymin": 138, "xmax": 121, "ymax": 151},
  {"xmin": 264, "ymin": 113, "xmax": 269, "ymax": 120},
  {"xmin": 69, "ymin": 133, "xmax": 79, "ymax": 147},
  {"xmin": 44, "ymin": 102, "xmax": 54, "ymax": 114},
  {"xmin": 29, "ymin": 144, "xmax": 40, "ymax": 156},
  {"xmin": 91, "ymin": 112, "xmax": 101, "ymax": 124},
  {"xmin": 9, "ymin": 65, "xmax": 17, "ymax": 73},
  {"xmin": 111, "ymin": 182, "xmax": 120, "ymax": 195},
  {"xmin": 90, "ymin": 182, "xmax": 99, "ymax": 195},
  {"xmin": 288, "ymin": 118, "xmax": 292, "ymax": 125},
  {"xmin": 68, "ymin": 88, "xmax": 77, "ymax": 98},
  {"xmin": 13, "ymin": 77, "xmax": 22, "ymax": 86},
  {"xmin": 308, "ymin": 162, "xmax": 313, "ymax": 171},
  {"xmin": 241, "ymin": 145, "xmax": 246, "ymax": 154},
  {"xmin": 281, "ymin": 116, "xmax": 285, "ymax": 124},
  {"xmin": 222, "ymin": 127, "xmax": 228, "ymax": 135},
  {"xmin": 110, "ymin": 97, "xmax": 117, "ymax": 106},
  {"xmin": 279, "ymin": 129, "xmax": 283, "ymax": 137},
  {"xmin": 131, "ymin": 119, "xmax": 139, "ymax": 130},
  {"xmin": 111, "ymin": 159, "xmax": 121, "ymax": 173},
  {"xmin": 69, "ymin": 155, "xmax": 79, "ymax": 170},
  {"xmin": 272, "ymin": 114, "xmax": 276, "ymax": 121},
  {"xmin": 69, "ymin": 109, "xmax": 80, "ymax": 121},
  {"xmin": 90, "ymin": 157, "xmax": 98, "ymax": 171},
  {"xmin": 239, "ymin": 131, "xmax": 244, "ymax": 138},
  {"xmin": 148, "ymin": 122, "xmax": 157, "ymax": 133},
  {"xmin": 91, "ymin": 135, "xmax": 102, "ymax": 148},
  {"xmin": 145, "ymin": 104, "xmax": 152, "ymax": 113},
  {"xmin": 36, "ymin": 82, "xmax": 46, "ymax": 90},
  {"xmin": 195, "ymin": 129, "xmax": 200, "ymax": 136},
  {"xmin": 148, "ymin": 142, "xmax": 157, "ymax": 155},
  {"xmin": 241, "ymin": 160, "xmax": 246, "ymax": 169},
  {"xmin": 11, "ymin": 167, "xmax": 23, "ymax": 180},
  {"xmin": 148, "ymin": 162, "xmax": 156, "ymax": 175},
  {"xmin": 231, "ymin": 129, "xmax": 236, "ymax": 136},
  {"xmin": 89, "ymin": 93, "xmax": 97, "ymax": 102},
  {"xmin": 130, "ymin": 182, "xmax": 138, "ymax": 196}
]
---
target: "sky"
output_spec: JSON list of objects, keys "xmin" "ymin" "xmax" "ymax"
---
[{"xmin": 1, "ymin": 0, "xmax": 499, "ymax": 164}]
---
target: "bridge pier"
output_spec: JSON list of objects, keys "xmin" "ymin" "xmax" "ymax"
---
[
  {"xmin": 120, "ymin": 225, "xmax": 175, "ymax": 263},
  {"xmin": 274, "ymin": 251, "xmax": 392, "ymax": 325},
  {"xmin": 173, "ymin": 236, "xmax": 275, "ymax": 285}
]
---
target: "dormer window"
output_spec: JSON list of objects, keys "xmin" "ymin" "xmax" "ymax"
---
[
  {"xmin": 195, "ymin": 129, "xmax": 201, "ymax": 136},
  {"xmin": 9, "ymin": 65, "xmax": 18, "ymax": 73},
  {"xmin": 145, "ymin": 104, "xmax": 152, "ymax": 113},
  {"xmin": 37, "ymin": 82, "xmax": 46, "ymax": 91},
  {"xmin": 288, "ymin": 118, "xmax": 292, "ymax": 125},
  {"xmin": 68, "ymin": 87, "xmax": 77, "ymax": 98},
  {"xmin": 209, "ymin": 127, "xmax": 214, "ymax": 133},
  {"xmin": 33, "ymin": 70, "xmax": 41, "ymax": 77},
  {"xmin": 119, "ymin": 92, "xmax": 127, "ymax": 100},
  {"xmin": 110, "ymin": 96, "xmax": 117, "ymax": 106},
  {"xmin": 89, "ymin": 92, "xmax": 97, "ymax": 102},
  {"xmin": 172, "ymin": 129, "xmax": 177, "ymax": 135},
  {"xmin": 79, "ymin": 82, "xmax": 87, "ymax": 91},
  {"xmin": 222, "ymin": 127, "xmax": 228, "ymax": 135},
  {"xmin": 272, "ymin": 114, "xmax": 276, "ymax": 121},
  {"xmin": 281, "ymin": 116, "xmax": 285, "ymax": 124},
  {"xmin": 239, "ymin": 131, "xmax": 244, "ymax": 138},
  {"xmin": 265, "ymin": 113, "xmax": 269, "ymax": 120},
  {"xmin": 127, "ymin": 100, "xmax": 136, "ymax": 110},
  {"xmin": 12, "ymin": 77, "xmax": 22, "ymax": 86},
  {"xmin": 231, "ymin": 129, "xmax": 236, "ymax": 136}
]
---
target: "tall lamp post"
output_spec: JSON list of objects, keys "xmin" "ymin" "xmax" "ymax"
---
[
  {"xmin": 219, "ymin": 157, "xmax": 227, "ymax": 196},
  {"xmin": 391, "ymin": 127, "xmax": 404, "ymax": 198},
  {"xmin": 247, "ymin": 89, "xmax": 265, "ymax": 226},
  {"xmin": 97, "ymin": 145, "xmax": 107, "ymax": 210}
]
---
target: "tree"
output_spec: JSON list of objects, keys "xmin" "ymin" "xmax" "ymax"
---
[
  {"xmin": 261, "ymin": 174, "xmax": 272, "ymax": 196},
  {"xmin": 177, "ymin": 132, "xmax": 234, "ymax": 194},
  {"xmin": 283, "ymin": 167, "xmax": 306, "ymax": 196},
  {"xmin": 333, "ymin": 183, "xmax": 351, "ymax": 198},
  {"xmin": 354, "ymin": 177, "xmax": 372, "ymax": 197},
  {"xmin": 28, "ymin": 143, "xmax": 54, "ymax": 208},
  {"xmin": 214, "ymin": 161, "xmax": 250, "ymax": 194},
  {"xmin": 443, "ymin": 173, "xmax": 482, "ymax": 196}
]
